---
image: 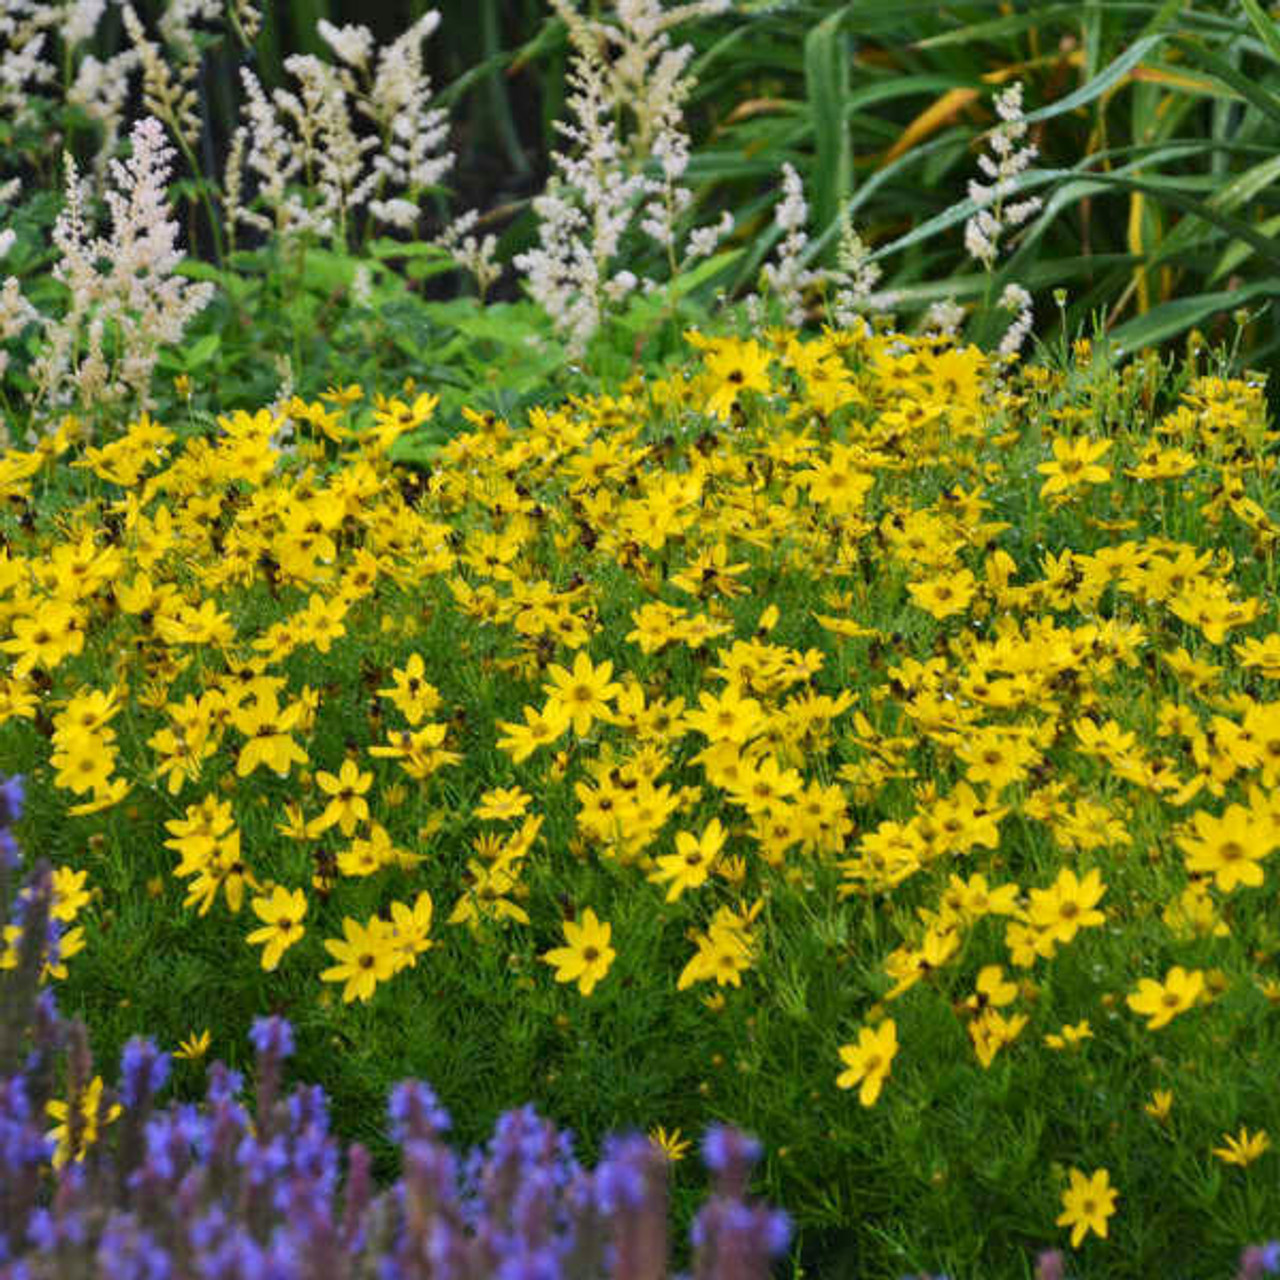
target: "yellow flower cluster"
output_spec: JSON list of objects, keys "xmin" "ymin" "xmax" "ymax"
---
[{"xmin": 3, "ymin": 328, "xmax": 1279, "ymax": 1252}]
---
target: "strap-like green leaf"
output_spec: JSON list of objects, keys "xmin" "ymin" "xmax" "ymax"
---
[
  {"xmin": 804, "ymin": 7, "xmax": 853, "ymax": 254},
  {"xmin": 1239, "ymin": 0, "xmax": 1280, "ymax": 64},
  {"xmin": 1107, "ymin": 279, "xmax": 1278, "ymax": 353}
]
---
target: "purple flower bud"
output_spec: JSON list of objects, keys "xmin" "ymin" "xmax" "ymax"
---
[
  {"xmin": 388, "ymin": 1080, "xmax": 450, "ymax": 1145},
  {"xmin": 0, "ymin": 773, "xmax": 25, "ymax": 829},
  {"xmin": 497, "ymin": 1245, "xmax": 562, "ymax": 1280},
  {"xmin": 287, "ymin": 1084, "xmax": 331, "ymax": 1136},
  {"xmin": 701, "ymin": 1126, "xmax": 761, "ymax": 1178},
  {"xmin": 205, "ymin": 1063, "xmax": 244, "ymax": 1106},
  {"xmin": 1035, "ymin": 1249, "xmax": 1065, "ymax": 1280},
  {"xmin": 97, "ymin": 1215, "xmax": 172, "ymax": 1280},
  {"xmin": 249, "ymin": 1016, "xmax": 295, "ymax": 1061},
  {"xmin": 120, "ymin": 1037, "xmax": 171, "ymax": 1110},
  {"xmin": 595, "ymin": 1136, "xmax": 652, "ymax": 1215}
]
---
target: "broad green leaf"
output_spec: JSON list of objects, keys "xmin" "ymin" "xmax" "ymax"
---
[
  {"xmin": 914, "ymin": 7, "xmax": 1083, "ymax": 49},
  {"xmin": 367, "ymin": 239, "xmax": 454, "ymax": 261},
  {"xmin": 1167, "ymin": 35, "xmax": 1280, "ymax": 129},
  {"xmin": 1211, "ymin": 212, "xmax": 1280, "ymax": 283},
  {"xmin": 667, "ymin": 249, "xmax": 743, "ymax": 300},
  {"xmin": 181, "ymin": 332, "xmax": 221, "ymax": 368}
]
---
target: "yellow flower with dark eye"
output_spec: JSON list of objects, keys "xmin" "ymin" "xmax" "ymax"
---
[
  {"xmin": 702, "ymin": 337, "xmax": 772, "ymax": 420},
  {"xmin": 314, "ymin": 759, "xmax": 373, "ymax": 836},
  {"xmin": 542, "ymin": 652, "xmax": 622, "ymax": 737},
  {"xmin": 246, "ymin": 885, "xmax": 308, "ymax": 971},
  {"xmin": 907, "ymin": 569, "xmax": 978, "ymax": 620},
  {"xmin": 836, "ymin": 1019, "xmax": 898, "ymax": 1107},
  {"xmin": 1056, "ymin": 1167, "xmax": 1118, "ymax": 1248},
  {"xmin": 1037, "ymin": 436, "xmax": 1112, "ymax": 497},
  {"xmin": 1126, "ymin": 965, "xmax": 1205, "ymax": 1030},
  {"xmin": 648, "ymin": 818, "xmax": 727, "ymax": 902},
  {"xmin": 320, "ymin": 916, "xmax": 397, "ymax": 1004},
  {"xmin": 541, "ymin": 908, "xmax": 616, "ymax": 997}
]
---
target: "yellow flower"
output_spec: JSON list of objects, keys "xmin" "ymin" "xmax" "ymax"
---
[
  {"xmin": 246, "ymin": 885, "xmax": 308, "ymax": 971},
  {"xmin": 1056, "ymin": 1167, "xmax": 1118, "ymax": 1248},
  {"xmin": 314, "ymin": 758, "xmax": 373, "ymax": 836},
  {"xmin": 542, "ymin": 652, "xmax": 622, "ymax": 738},
  {"xmin": 1043, "ymin": 1020, "xmax": 1093, "ymax": 1051},
  {"xmin": 701, "ymin": 336, "xmax": 772, "ymax": 420},
  {"xmin": 320, "ymin": 917, "xmax": 397, "ymax": 1003},
  {"xmin": 45, "ymin": 1076, "xmax": 122, "ymax": 1169},
  {"xmin": 175, "ymin": 1029, "xmax": 212, "ymax": 1061},
  {"xmin": 1038, "ymin": 436, "xmax": 1112, "ymax": 498},
  {"xmin": 836, "ymin": 1019, "xmax": 898, "ymax": 1107},
  {"xmin": 1144, "ymin": 1089, "xmax": 1174, "ymax": 1123},
  {"xmin": 1126, "ymin": 965, "xmax": 1206, "ymax": 1031},
  {"xmin": 475, "ymin": 786, "xmax": 533, "ymax": 822},
  {"xmin": 1212, "ymin": 1126, "xmax": 1270, "ymax": 1167},
  {"xmin": 541, "ymin": 908, "xmax": 616, "ymax": 997},
  {"xmin": 648, "ymin": 818, "xmax": 727, "ymax": 902},
  {"xmin": 650, "ymin": 1126, "xmax": 692, "ymax": 1162}
]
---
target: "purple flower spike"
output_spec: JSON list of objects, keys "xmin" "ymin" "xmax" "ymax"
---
[
  {"xmin": 388, "ymin": 1080, "xmax": 451, "ymax": 1145},
  {"xmin": 120, "ymin": 1038, "xmax": 171, "ymax": 1111},
  {"xmin": 248, "ymin": 1016, "xmax": 295, "ymax": 1062}
]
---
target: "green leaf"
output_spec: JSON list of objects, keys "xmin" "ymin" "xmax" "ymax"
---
[
  {"xmin": 1167, "ymin": 34, "xmax": 1280, "ymax": 130},
  {"xmin": 667, "ymin": 249, "xmax": 743, "ymax": 300},
  {"xmin": 1239, "ymin": 0, "xmax": 1280, "ymax": 64},
  {"xmin": 804, "ymin": 7, "xmax": 853, "ymax": 248},
  {"xmin": 1212, "ymin": 212, "xmax": 1280, "ymax": 283},
  {"xmin": 181, "ymin": 332, "xmax": 221, "ymax": 368},
  {"xmin": 367, "ymin": 238, "xmax": 454, "ymax": 261},
  {"xmin": 1021, "ymin": 33, "xmax": 1167, "ymax": 126},
  {"xmin": 1107, "ymin": 279, "xmax": 1278, "ymax": 353}
]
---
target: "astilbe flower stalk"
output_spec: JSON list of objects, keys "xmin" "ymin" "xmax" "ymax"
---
[
  {"xmin": 26, "ymin": 115, "xmax": 214, "ymax": 428},
  {"xmin": 0, "ymin": 773, "xmax": 791, "ymax": 1278},
  {"xmin": 232, "ymin": 12, "xmax": 452, "ymax": 250},
  {"xmin": 515, "ymin": 0, "xmax": 733, "ymax": 357}
]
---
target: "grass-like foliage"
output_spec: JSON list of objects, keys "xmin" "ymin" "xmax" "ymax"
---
[{"xmin": 2, "ymin": 321, "xmax": 1280, "ymax": 1276}]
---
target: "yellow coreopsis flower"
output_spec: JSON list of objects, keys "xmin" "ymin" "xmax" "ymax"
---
[
  {"xmin": 1056, "ymin": 1167, "xmax": 1118, "ymax": 1248},
  {"xmin": 314, "ymin": 758, "xmax": 373, "ymax": 836},
  {"xmin": 1212, "ymin": 1126, "xmax": 1270, "ymax": 1167},
  {"xmin": 246, "ymin": 885, "xmax": 308, "ymax": 971},
  {"xmin": 836, "ymin": 1018, "xmax": 898, "ymax": 1106},
  {"xmin": 541, "ymin": 907, "xmax": 616, "ymax": 997},
  {"xmin": 1038, "ymin": 436, "xmax": 1112, "ymax": 498},
  {"xmin": 1126, "ymin": 965, "xmax": 1206, "ymax": 1031},
  {"xmin": 320, "ymin": 917, "xmax": 397, "ymax": 1003}
]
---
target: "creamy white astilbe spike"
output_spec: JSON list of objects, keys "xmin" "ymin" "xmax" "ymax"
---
[
  {"xmin": 30, "ymin": 117, "xmax": 214, "ymax": 419},
  {"xmin": 964, "ymin": 81, "xmax": 1041, "ymax": 268},
  {"xmin": 998, "ymin": 282, "xmax": 1034, "ymax": 358},
  {"xmin": 517, "ymin": 0, "xmax": 733, "ymax": 354}
]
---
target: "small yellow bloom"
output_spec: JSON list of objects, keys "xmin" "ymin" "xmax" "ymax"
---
[
  {"xmin": 1212, "ymin": 1126, "xmax": 1270, "ymax": 1167},
  {"xmin": 836, "ymin": 1018, "xmax": 898, "ymax": 1107},
  {"xmin": 1056, "ymin": 1167, "xmax": 1118, "ymax": 1248},
  {"xmin": 1144, "ymin": 1089, "xmax": 1173, "ymax": 1123},
  {"xmin": 650, "ymin": 1125, "xmax": 692, "ymax": 1162},
  {"xmin": 175, "ymin": 1029, "xmax": 211, "ymax": 1061},
  {"xmin": 541, "ymin": 908, "xmax": 616, "ymax": 997}
]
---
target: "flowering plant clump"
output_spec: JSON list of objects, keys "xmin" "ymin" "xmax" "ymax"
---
[
  {"xmin": 3, "ymin": 324, "xmax": 1280, "ymax": 1273},
  {"xmin": 0, "ymin": 818, "xmax": 791, "ymax": 1278}
]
